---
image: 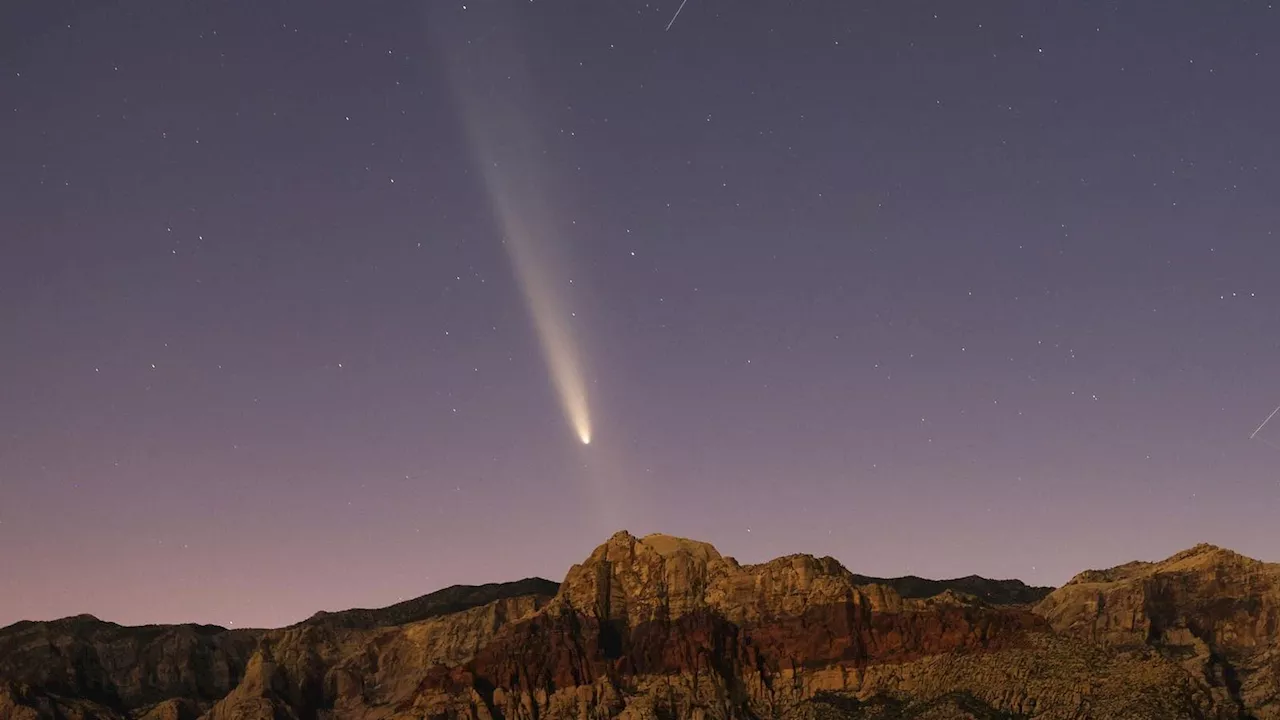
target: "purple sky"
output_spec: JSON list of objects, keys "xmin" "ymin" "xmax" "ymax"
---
[{"xmin": 2, "ymin": 1, "xmax": 1279, "ymax": 630}]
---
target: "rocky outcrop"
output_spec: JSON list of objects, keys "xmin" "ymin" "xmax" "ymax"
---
[
  {"xmin": 3, "ymin": 533, "xmax": 1278, "ymax": 719},
  {"xmin": 548, "ymin": 532, "xmax": 880, "ymax": 626},
  {"xmin": 197, "ymin": 590, "xmax": 554, "ymax": 720},
  {"xmin": 0, "ymin": 614, "xmax": 258, "ymax": 719},
  {"xmin": 0, "ymin": 580, "xmax": 557, "ymax": 720},
  {"xmin": 1036, "ymin": 542, "xmax": 1280, "ymax": 718},
  {"xmin": 414, "ymin": 533, "xmax": 1239, "ymax": 719}
]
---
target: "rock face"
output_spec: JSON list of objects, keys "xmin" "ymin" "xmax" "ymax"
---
[
  {"xmin": 1035, "ymin": 542, "xmax": 1280, "ymax": 718},
  {"xmin": 1, "ymin": 533, "xmax": 1277, "ymax": 720},
  {"xmin": 0, "ymin": 614, "xmax": 258, "ymax": 716},
  {"xmin": 0, "ymin": 580, "xmax": 555, "ymax": 720}
]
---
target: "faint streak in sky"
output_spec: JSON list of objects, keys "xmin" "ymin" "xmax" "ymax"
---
[
  {"xmin": 1251, "ymin": 404, "xmax": 1280, "ymax": 439},
  {"xmin": 665, "ymin": 0, "xmax": 690, "ymax": 31},
  {"xmin": 1251, "ymin": 404, "xmax": 1280, "ymax": 450}
]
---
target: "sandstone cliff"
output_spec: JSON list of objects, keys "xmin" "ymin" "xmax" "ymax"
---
[
  {"xmin": 416, "ymin": 532, "xmax": 1235, "ymax": 720},
  {"xmin": 1036, "ymin": 542, "xmax": 1280, "ymax": 718},
  {"xmin": 1, "ymin": 533, "xmax": 1276, "ymax": 720}
]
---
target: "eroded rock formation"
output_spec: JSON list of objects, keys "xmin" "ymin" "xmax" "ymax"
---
[
  {"xmin": 1036, "ymin": 542, "xmax": 1280, "ymax": 718},
  {"xmin": 2, "ymin": 533, "xmax": 1276, "ymax": 720}
]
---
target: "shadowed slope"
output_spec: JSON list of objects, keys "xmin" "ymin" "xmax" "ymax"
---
[
  {"xmin": 300, "ymin": 577, "xmax": 560, "ymax": 630},
  {"xmin": 848, "ymin": 575, "xmax": 1052, "ymax": 606}
]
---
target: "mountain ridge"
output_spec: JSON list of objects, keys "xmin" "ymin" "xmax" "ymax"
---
[{"xmin": 2, "ymin": 532, "xmax": 1276, "ymax": 720}]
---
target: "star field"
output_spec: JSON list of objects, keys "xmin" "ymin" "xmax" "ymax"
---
[{"xmin": 1, "ymin": 1, "xmax": 1279, "ymax": 628}]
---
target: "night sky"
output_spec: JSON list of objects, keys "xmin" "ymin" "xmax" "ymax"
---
[{"xmin": 3, "ymin": 1, "xmax": 1279, "ymax": 629}]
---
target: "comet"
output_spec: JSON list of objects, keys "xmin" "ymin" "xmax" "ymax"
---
[
  {"xmin": 436, "ymin": 19, "xmax": 593, "ymax": 448},
  {"xmin": 475, "ymin": 137, "xmax": 594, "ymax": 449},
  {"xmin": 498, "ymin": 210, "xmax": 594, "ymax": 448}
]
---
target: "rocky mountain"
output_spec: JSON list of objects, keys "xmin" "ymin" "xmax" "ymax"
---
[
  {"xmin": 301, "ymin": 579, "xmax": 561, "ymax": 631},
  {"xmin": 1, "ymin": 532, "xmax": 1276, "ymax": 720},
  {"xmin": 846, "ymin": 574, "xmax": 1052, "ymax": 608},
  {"xmin": 1037, "ymin": 543, "xmax": 1280, "ymax": 718},
  {"xmin": 0, "ymin": 579, "xmax": 557, "ymax": 720}
]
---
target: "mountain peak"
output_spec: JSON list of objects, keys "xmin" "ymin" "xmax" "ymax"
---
[
  {"xmin": 606, "ymin": 528, "xmax": 636, "ymax": 543},
  {"xmin": 1037, "ymin": 542, "xmax": 1279, "ymax": 654},
  {"xmin": 1059, "ymin": 543, "xmax": 1267, "ymax": 588},
  {"xmin": 636, "ymin": 532, "xmax": 725, "ymax": 560},
  {"xmin": 1161, "ymin": 542, "xmax": 1237, "ymax": 565},
  {"xmin": 594, "ymin": 530, "xmax": 725, "ymax": 560},
  {"xmin": 1182, "ymin": 542, "xmax": 1226, "ymax": 555},
  {"xmin": 548, "ymin": 530, "xmax": 738, "ymax": 624},
  {"xmin": 549, "ymin": 531, "xmax": 1059, "ymax": 631}
]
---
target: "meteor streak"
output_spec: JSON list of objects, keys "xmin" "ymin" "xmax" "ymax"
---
[
  {"xmin": 1251, "ymin": 404, "xmax": 1280, "ymax": 440},
  {"xmin": 1251, "ymin": 404, "xmax": 1280, "ymax": 450},
  {"xmin": 665, "ymin": 0, "xmax": 690, "ymax": 31}
]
